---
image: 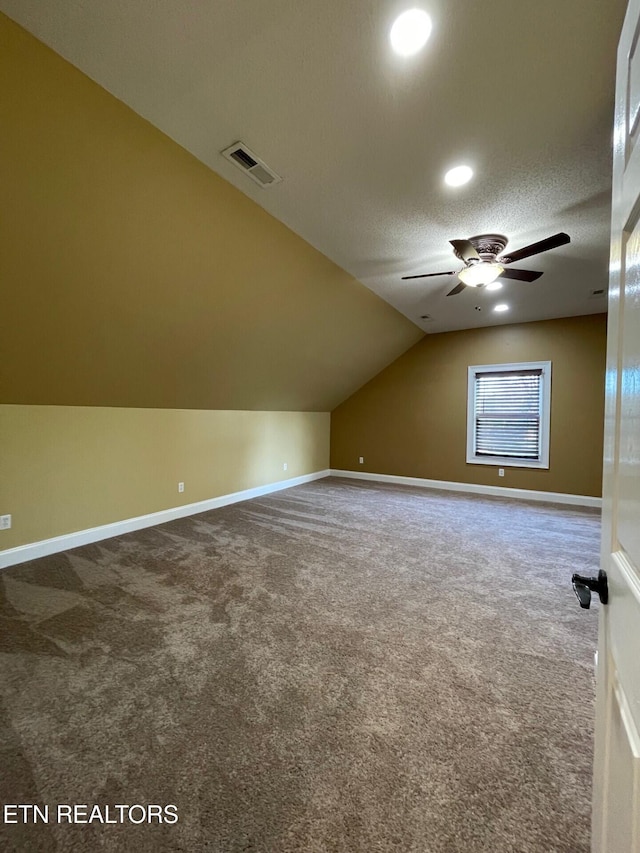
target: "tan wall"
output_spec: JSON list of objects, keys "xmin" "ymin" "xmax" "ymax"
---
[
  {"xmin": 0, "ymin": 14, "xmax": 422, "ymax": 412},
  {"xmin": 0, "ymin": 15, "xmax": 422, "ymax": 558},
  {"xmin": 0, "ymin": 406, "xmax": 329, "ymax": 550},
  {"xmin": 331, "ymin": 315, "xmax": 607, "ymax": 497}
]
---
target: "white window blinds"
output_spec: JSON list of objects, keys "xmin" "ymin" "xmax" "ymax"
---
[{"xmin": 474, "ymin": 369, "xmax": 543, "ymax": 460}]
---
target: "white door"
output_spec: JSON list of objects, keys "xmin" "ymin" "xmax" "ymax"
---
[{"xmin": 591, "ymin": 0, "xmax": 640, "ymax": 849}]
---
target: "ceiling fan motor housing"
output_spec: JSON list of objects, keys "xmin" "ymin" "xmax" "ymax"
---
[{"xmin": 453, "ymin": 233, "xmax": 508, "ymax": 264}]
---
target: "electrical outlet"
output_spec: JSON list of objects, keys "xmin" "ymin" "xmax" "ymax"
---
[
  {"xmin": 0, "ymin": 514, "xmax": 12, "ymax": 530},
  {"xmin": 359, "ymin": 457, "xmax": 364, "ymax": 464},
  {"xmin": 498, "ymin": 468, "xmax": 505, "ymax": 477},
  {"xmin": 283, "ymin": 463, "xmax": 288, "ymax": 471},
  {"xmin": 178, "ymin": 482, "xmax": 185, "ymax": 493}
]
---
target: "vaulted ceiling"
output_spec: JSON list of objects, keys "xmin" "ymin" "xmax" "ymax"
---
[{"xmin": 0, "ymin": 0, "xmax": 626, "ymax": 335}]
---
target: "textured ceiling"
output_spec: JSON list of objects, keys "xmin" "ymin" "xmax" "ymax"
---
[{"xmin": 0, "ymin": 0, "xmax": 626, "ymax": 333}]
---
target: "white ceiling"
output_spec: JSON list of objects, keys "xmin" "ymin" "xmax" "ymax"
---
[{"xmin": 1, "ymin": 0, "xmax": 626, "ymax": 333}]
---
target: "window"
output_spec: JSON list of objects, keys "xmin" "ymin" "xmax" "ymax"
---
[{"xmin": 466, "ymin": 361, "xmax": 551, "ymax": 469}]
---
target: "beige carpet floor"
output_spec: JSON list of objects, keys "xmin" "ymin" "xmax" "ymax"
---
[{"xmin": 0, "ymin": 478, "xmax": 600, "ymax": 852}]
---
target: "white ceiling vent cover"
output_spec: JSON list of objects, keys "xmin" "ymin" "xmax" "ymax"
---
[{"xmin": 221, "ymin": 142, "xmax": 282, "ymax": 188}]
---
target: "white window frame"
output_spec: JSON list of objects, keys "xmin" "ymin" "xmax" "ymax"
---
[{"xmin": 466, "ymin": 360, "xmax": 552, "ymax": 469}]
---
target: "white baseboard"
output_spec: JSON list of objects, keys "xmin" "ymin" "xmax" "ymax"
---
[
  {"xmin": 0, "ymin": 470, "xmax": 331, "ymax": 570},
  {"xmin": 0, "ymin": 467, "xmax": 600, "ymax": 570},
  {"xmin": 330, "ymin": 469, "xmax": 602, "ymax": 509}
]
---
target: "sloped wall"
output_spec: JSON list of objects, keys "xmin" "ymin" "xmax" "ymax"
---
[
  {"xmin": 0, "ymin": 15, "xmax": 422, "ymax": 556},
  {"xmin": 0, "ymin": 14, "xmax": 421, "ymax": 411}
]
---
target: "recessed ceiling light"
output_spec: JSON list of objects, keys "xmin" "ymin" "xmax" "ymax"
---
[
  {"xmin": 390, "ymin": 9, "xmax": 432, "ymax": 56},
  {"xmin": 444, "ymin": 165, "xmax": 473, "ymax": 187},
  {"xmin": 493, "ymin": 303, "xmax": 509, "ymax": 313},
  {"xmin": 485, "ymin": 281, "xmax": 503, "ymax": 291}
]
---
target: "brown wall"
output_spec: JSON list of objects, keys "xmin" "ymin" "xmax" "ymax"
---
[
  {"xmin": 0, "ymin": 15, "xmax": 423, "ymax": 556},
  {"xmin": 331, "ymin": 315, "xmax": 607, "ymax": 497},
  {"xmin": 0, "ymin": 14, "xmax": 422, "ymax": 412}
]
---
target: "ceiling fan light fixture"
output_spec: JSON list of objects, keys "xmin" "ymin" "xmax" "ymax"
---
[
  {"xmin": 485, "ymin": 281, "xmax": 503, "ymax": 291},
  {"xmin": 444, "ymin": 165, "xmax": 473, "ymax": 187},
  {"xmin": 458, "ymin": 262, "xmax": 504, "ymax": 287},
  {"xmin": 390, "ymin": 9, "xmax": 432, "ymax": 56}
]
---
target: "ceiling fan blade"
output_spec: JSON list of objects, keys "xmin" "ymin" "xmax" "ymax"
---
[
  {"xmin": 498, "ymin": 268, "xmax": 543, "ymax": 282},
  {"xmin": 401, "ymin": 270, "xmax": 456, "ymax": 280},
  {"xmin": 450, "ymin": 239, "xmax": 480, "ymax": 263},
  {"xmin": 502, "ymin": 232, "xmax": 570, "ymax": 264},
  {"xmin": 446, "ymin": 281, "xmax": 466, "ymax": 296}
]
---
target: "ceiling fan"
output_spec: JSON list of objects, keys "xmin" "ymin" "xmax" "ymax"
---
[{"xmin": 402, "ymin": 232, "xmax": 570, "ymax": 296}]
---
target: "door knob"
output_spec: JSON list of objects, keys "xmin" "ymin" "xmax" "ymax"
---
[{"xmin": 571, "ymin": 569, "xmax": 608, "ymax": 609}]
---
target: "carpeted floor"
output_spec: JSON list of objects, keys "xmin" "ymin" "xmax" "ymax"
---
[{"xmin": 0, "ymin": 478, "xmax": 600, "ymax": 852}]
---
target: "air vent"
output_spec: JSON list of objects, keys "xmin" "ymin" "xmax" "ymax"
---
[
  {"xmin": 589, "ymin": 287, "xmax": 607, "ymax": 299},
  {"xmin": 221, "ymin": 142, "xmax": 282, "ymax": 188}
]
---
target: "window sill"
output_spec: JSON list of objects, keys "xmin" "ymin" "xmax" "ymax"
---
[{"xmin": 466, "ymin": 456, "xmax": 549, "ymax": 470}]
